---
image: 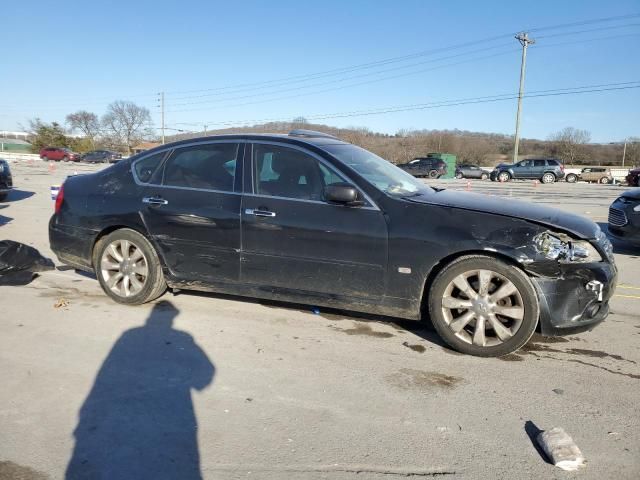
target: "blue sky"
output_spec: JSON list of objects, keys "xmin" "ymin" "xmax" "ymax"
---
[{"xmin": 1, "ymin": 0, "xmax": 638, "ymax": 142}]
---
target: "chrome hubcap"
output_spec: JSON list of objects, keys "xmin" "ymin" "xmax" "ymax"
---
[
  {"xmin": 100, "ymin": 240, "xmax": 148, "ymax": 297},
  {"xmin": 441, "ymin": 269, "xmax": 525, "ymax": 347}
]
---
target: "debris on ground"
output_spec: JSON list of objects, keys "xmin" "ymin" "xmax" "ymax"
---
[
  {"xmin": 54, "ymin": 298, "xmax": 70, "ymax": 309},
  {"xmin": 0, "ymin": 240, "xmax": 55, "ymax": 286},
  {"xmin": 537, "ymin": 427, "xmax": 585, "ymax": 471}
]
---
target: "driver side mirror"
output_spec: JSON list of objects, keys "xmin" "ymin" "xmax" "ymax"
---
[{"xmin": 324, "ymin": 183, "xmax": 363, "ymax": 206}]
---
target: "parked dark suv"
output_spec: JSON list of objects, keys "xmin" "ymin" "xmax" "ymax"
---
[
  {"xmin": 0, "ymin": 159, "xmax": 13, "ymax": 201},
  {"xmin": 397, "ymin": 157, "xmax": 447, "ymax": 178},
  {"xmin": 49, "ymin": 130, "xmax": 615, "ymax": 357},
  {"xmin": 490, "ymin": 158, "xmax": 565, "ymax": 183},
  {"xmin": 80, "ymin": 150, "xmax": 122, "ymax": 163},
  {"xmin": 626, "ymin": 168, "xmax": 640, "ymax": 187}
]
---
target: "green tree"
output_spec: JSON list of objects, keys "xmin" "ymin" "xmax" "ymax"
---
[{"xmin": 26, "ymin": 119, "xmax": 71, "ymax": 153}]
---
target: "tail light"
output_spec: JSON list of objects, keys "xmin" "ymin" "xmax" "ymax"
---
[
  {"xmin": 55, "ymin": 183, "xmax": 65, "ymax": 214},
  {"xmin": 560, "ymin": 164, "xmax": 565, "ymax": 171}
]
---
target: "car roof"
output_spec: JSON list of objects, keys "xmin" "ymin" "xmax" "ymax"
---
[{"xmin": 146, "ymin": 131, "xmax": 350, "ymax": 151}]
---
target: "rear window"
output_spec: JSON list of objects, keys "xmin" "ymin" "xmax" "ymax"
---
[
  {"xmin": 547, "ymin": 159, "xmax": 560, "ymax": 166},
  {"xmin": 534, "ymin": 160, "xmax": 545, "ymax": 167}
]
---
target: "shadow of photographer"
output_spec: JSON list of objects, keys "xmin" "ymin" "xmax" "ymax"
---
[{"xmin": 66, "ymin": 300, "xmax": 214, "ymax": 480}]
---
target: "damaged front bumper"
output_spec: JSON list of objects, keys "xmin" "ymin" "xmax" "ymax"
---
[{"xmin": 531, "ymin": 261, "xmax": 617, "ymax": 336}]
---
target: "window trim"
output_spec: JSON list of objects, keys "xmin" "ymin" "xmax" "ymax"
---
[
  {"xmin": 248, "ymin": 141, "xmax": 380, "ymax": 210},
  {"xmin": 131, "ymin": 139, "xmax": 245, "ymax": 195}
]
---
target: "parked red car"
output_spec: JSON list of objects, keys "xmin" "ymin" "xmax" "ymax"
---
[
  {"xmin": 40, "ymin": 147, "xmax": 79, "ymax": 162},
  {"xmin": 626, "ymin": 168, "xmax": 640, "ymax": 187}
]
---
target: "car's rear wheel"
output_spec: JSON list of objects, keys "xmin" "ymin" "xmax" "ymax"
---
[
  {"xmin": 480, "ymin": 173, "xmax": 488, "ymax": 180},
  {"xmin": 95, "ymin": 228, "xmax": 166, "ymax": 305},
  {"xmin": 541, "ymin": 173, "xmax": 556, "ymax": 184},
  {"xmin": 497, "ymin": 171, "xmax": 511, "ymax": 182},
  {"xmin": 428, "ymin": 255, "xmax": 539, "ymax": 357},
  {"xmin": 40, "ymin": 156, "xmax": 47, "ymax": 161},
  {"xmin": 565, "ymin": 173, "xmax": 578, "ymax": 183},
  {"xmin": 428, "ymin": 170, "xmax": 438, "ymax": 178},
  {"xmin": 455, "ymin": 172, "xmax": 463, "ymax": 179},
  {"xmin": 599, "ymin": 177, "xmax": 610, "ymax": 184}
]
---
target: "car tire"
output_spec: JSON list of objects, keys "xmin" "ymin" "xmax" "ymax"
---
[
  {"xmin": 497, "ymin": 172, "xmax": 511, "ymax": 182},
  {"xmin": 599, "ymin": 177, "xmax": 610, "ymax": 184},
  {"xmin": 481, "ymin": 173, "xmax": 488, "ymax": 180},
  {"xmin": 61, "ymin": 156, "xmax": 69, "ymax": 162},
  {"xmin": 565, "ymin": 173, "xmax": 578, "ymax": 183},
  {"xmin": 455, "ymin": 172, "xmax": 463, "ymax": 179},
  {"xmin": 429, "ymin": 170, "xmax": 438, "ymax": 178},
  {"xmin": 427, "ymin": 255, "xmax": 539, "ymax": 357},
  {"xmin": 94, "ymin": 228, "xmax": 167, "ymax": 305},
  {"xmin": 41, "ymin": 156, "xmax": 47, "ymax": 161},
  {"xmin": 541, "ymin": 173, "xmax": 556, "ymax": 184}
]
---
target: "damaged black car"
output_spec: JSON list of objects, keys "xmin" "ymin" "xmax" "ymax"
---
[{"xmin": 49, "ymin": 130, "xmax": 617, "ymax": 356}]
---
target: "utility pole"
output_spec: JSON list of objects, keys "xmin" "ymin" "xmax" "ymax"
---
[
  {"xmin": 160, "ymin": 92, "xmax": 165, "ymax": 145},
  {"xmin": 622, "ymin": 140, "xmax": 627, "ymax": 167},
  {"xmin": 204, "ymin": 124, "xmax": 208, "ymax": 136},
  {"xmin": 513, "ymin": 32, "xmax": 535, "ymax": 163}
]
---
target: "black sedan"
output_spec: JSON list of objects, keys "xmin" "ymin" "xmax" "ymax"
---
[
  {"xmin": 455, "ymin": 164, "xmax": 490, "ymax": 180},
  {"xmin": 49, "ymin": 130, "xmax": 616, "ymax": 357},
  {"xmin": 81, "ymin": 150, "xmax": 122, "ymax": 163},
  {"xmin": 608, "ymin": 189, "xmax": 640, "ymax": 245},
  {"xmin": 0, "ymin": 158, "xmax": 13, "ymax": 201}
]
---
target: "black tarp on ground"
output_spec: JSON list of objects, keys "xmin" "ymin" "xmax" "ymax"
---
[{"xmin": 0, "ymin": 240, "xmax": 55, "ymax": 286}]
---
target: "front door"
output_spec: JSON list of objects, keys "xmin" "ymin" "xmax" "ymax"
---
[
  {"xmin": 240, "ymin": 142, "xmax": 388, "ymax": 300},
  {"xmin": 140, "ymin": 141, "xmax": 243, "ymax": 285}
]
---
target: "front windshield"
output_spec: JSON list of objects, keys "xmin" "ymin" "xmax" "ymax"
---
[{"xmin": 322, "ymin": 144, "xmax": 433, "ymax": 197}]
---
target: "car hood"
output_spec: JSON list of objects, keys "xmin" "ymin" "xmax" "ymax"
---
[
  {"xmin": 620, "ymin": 188, "xmax": 640, "ymax": 200},
  {"xmin": 406, "ymin": 189, "xmax": 600, "ymax": 239}
]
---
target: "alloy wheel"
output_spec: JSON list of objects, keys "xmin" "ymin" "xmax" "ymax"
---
[
  {"xmin": 542, "ymin": 173, "xmax": 555, "ymax": 184},
  {"xmin": 100, "ymin": 239, "xmax": 149, "ymax": 298},
  {"xmin": 498, "ymin": 172, "xmax": 510, "ymax": 182},
  {"xmin": 440, "ymin": 269, "xmax": 525, "ymax": 347}
]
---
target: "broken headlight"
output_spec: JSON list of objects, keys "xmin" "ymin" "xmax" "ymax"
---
[{"xmin": 534, "ymin": 232, "xmax": 602, "ymax": 263}]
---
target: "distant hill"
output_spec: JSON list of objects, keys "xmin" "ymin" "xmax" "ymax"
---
[{"xmin": 166, "ymin": 121, "xmax": 632, "ymax": 167}]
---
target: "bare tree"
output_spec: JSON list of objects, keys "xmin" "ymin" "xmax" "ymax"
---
[
  {"xmin": 547, "ymin": 127, "xmax": 591, "ymax": 164},
  {"xmin": 102, "ymin": 101, "xmax": 153, "ymax": 154},
  {"xmin": 66, "ymin": 111, "xmax": 101, "ymax": 147}
]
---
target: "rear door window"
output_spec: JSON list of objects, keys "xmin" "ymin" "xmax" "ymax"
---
[
  {"xmin": 163, "ymin": 143, "xmax": 239, "ymax": 192},
  {"xmin": 533, "ymin": 160, "xmax": 545, "ymax": 167},
  {"xmin": 134, "ymin": 151, "xmax": 167, "ymax": 183}
]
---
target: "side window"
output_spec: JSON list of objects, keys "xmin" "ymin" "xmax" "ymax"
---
[
  {"xmin": 534, "ymin": 159, "xmax": 545, "ymax": 167},
  {"xmin": 163, "ymin": 143, "xmax": 239, "ymax": 191},
  {"xmin": 318, "ymin": 162, "xmax": 346, "ymax": 186},
  {"xmin": 253, "ymin": 144, "xmax": 327, "ymax": 201},
  {"xmin": 134, "ymin": 151, "xmax": 167, "ymax": 183}
]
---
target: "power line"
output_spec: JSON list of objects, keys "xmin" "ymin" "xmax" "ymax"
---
[{"xmin": 169, "ymin": 81, "xmax": 640, "ymax": 129}]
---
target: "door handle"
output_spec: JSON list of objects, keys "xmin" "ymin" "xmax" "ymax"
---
[
  {"xmin": 142, "ymin": 196, "xmax": 168, "ymax": 206},
  {"xmin": 245, "ymin": 208, "xmax": 276, "ymax": 218}
]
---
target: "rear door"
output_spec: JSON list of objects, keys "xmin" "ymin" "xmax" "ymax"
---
[
  {"xmin": 240, "ymin": 142, "xmax": 388, "ymax": 299},
  {"xmin": 532, "ymin": 159, "xmax": 546, "ymax": 179},
  {"xmin": 138, "ymin": 141, "xmax": 243, "ymax": 285}
]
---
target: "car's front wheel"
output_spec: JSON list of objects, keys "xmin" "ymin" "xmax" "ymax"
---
[
  {"xmin": 599, "ymin": 177, "xmax": 610, "ymax": 184},
  {"xmin": 428, "ymin": 255, "xmax": 539, "ymax": 356},
  {"xmin": 94, "ymin": 228, "xmax": 167, "ymax": 305},
  {"xmin": 541, "ymin": 173, "xmax": 556, "ymax": 184},
  {"xmin": 565, "ymin": 173, "xmax": 578, "ymax": 183},
  {"xmin": 497, "ymin": 171, "xmax": 511, "ymax": 182},
  {"xmin": 455, "ymin": 172, "xmax": 463, "ymax": 179},
  {"xmin": 480, "ymin": 173, "xmax": 489, "ymax": 180}
]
